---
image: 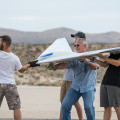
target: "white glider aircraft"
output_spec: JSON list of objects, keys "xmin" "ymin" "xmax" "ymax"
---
[{"xmin": 36, "ymin": 38, "xmax": 120, "ymax": 64}]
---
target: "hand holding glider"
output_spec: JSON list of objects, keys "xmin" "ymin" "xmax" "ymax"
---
[
  {"xmin": 47, "ymin": 63, "xmax": 58, "ymax": 71},
  {"xmin": 28, "ymin": 60, "xmax": 40, "ymax": 67}
]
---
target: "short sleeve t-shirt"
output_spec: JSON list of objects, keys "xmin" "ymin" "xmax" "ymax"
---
[
  {"xmin": 63, "ymin": 68, "xmax": 74, "ymax": 81},
  {"xmin": 0, "ymin": 51, "xmax": 22, "ymax": 84},
  {"xmin": 102, "ymin": 53, "xmax": 120, "ymax": 87}
]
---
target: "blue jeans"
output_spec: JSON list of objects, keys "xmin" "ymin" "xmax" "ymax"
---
[{"xmin": 61, "ymin": 88, "xmax": 95, "ymax": 120}]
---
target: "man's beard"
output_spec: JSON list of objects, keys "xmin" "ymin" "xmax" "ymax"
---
[{"xmin": 0, "ymin": 43, "xmax": 3, "ymax": 50}]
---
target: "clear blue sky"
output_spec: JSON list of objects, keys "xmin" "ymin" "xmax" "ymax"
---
[{"xmin": 0, "ymin": 0, "xmax": 120, "ymax": 33}]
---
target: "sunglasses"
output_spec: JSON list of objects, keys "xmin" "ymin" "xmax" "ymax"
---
[{"xmin": 74, "ymin": 44, "xmax": 80, "ymax": 47}]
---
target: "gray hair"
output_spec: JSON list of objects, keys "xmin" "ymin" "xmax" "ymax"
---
[
  {"xmin": 76, "ymin": 38, "xmax": 87, "ymax": 44},
  {"xmin": 76, "ymin": 38, "xmax": 88, "ymax": 49}
]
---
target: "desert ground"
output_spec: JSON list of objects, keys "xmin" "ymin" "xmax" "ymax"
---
[{"xmin": 0, "ymin": 83, "xmax": 117, "ymax": 120}]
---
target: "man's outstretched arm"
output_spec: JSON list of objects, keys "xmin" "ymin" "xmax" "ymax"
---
[
  {"xmin": 48, "ymin": 62, "xmax": 67, "ymax": 70},
  {"xmin": 19, "ymin": 60, "xmax": 40, "ymax": 73}
]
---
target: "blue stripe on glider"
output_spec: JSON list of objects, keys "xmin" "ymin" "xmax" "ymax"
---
[{"xmin": 40, "ymin": 53, "xmax": 53, "ymax": 58}]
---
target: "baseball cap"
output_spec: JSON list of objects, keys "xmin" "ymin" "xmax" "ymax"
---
[{"xmin": 71, "ymin": 31, "xmax": 86, "ymax": 39}]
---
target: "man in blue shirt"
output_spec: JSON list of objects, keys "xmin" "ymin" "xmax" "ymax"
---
[
  {"xmin": 59, "ymin": 66, "xmax": 83, "ymax": 120},
  {"xmin": 51, "ymin": 31, "xmax": 98, "ymax": 120}
]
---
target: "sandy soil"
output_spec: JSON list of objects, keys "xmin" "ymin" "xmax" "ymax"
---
[{"xmin": 0, "ymin": 83, "xmax": 117, "ymax": 119}]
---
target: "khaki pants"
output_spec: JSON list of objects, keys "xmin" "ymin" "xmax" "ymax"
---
[{"xmin": 60, "ymin": 81, "xmax": 72, "ymax": 102}]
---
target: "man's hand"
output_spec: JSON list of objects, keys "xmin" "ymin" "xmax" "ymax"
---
[
  {"xmin": 28, "ymin": 60, "xmax": 40, "ymax": 67},
  {"xmin": 79, "ymin": 58, "xmax": 90, "ymax": 65},
  {"xmin": 47, "ymin": 63, "xmax": 58, "ymax": 70}
]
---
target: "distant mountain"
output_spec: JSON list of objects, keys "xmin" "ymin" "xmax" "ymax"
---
[{"xmin": 0, "ymin": 27, "xmax": 120, "ymax": 44}]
